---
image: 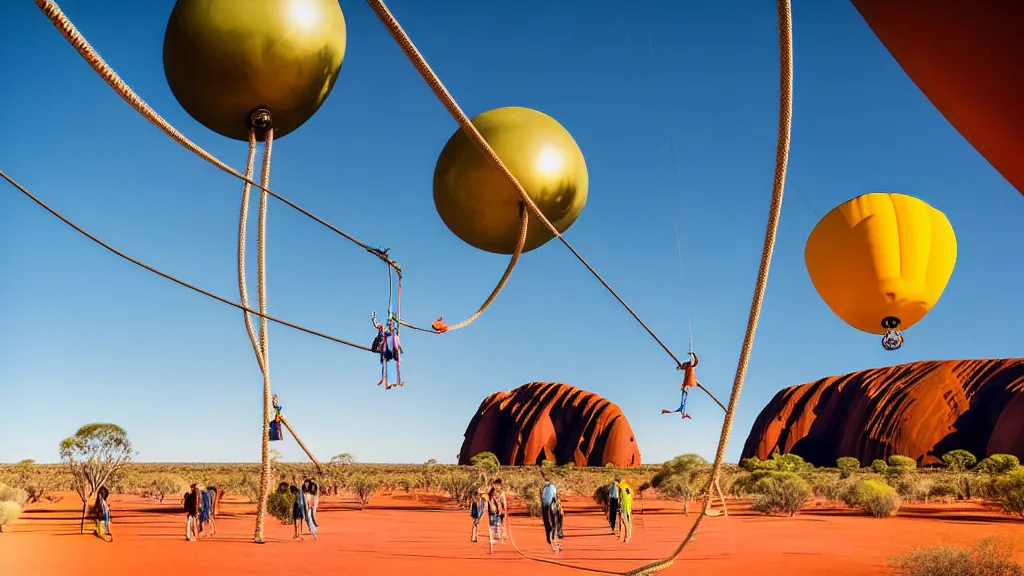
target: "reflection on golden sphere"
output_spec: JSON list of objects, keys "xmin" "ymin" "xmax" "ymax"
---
[
  {"xmin": 162, "ymin": 0, "xmax": 347, "ymax": 141},
  {"xmin": 433, "ymin": 107, "xmax": 589, "ymax": 254}
]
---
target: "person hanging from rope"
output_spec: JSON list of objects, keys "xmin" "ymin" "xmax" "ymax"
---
[
  {"xmin": 269, "ymin": 394, "xmax": 284, "ymax": 441},
  {"xmin": 371, "ymin": 315, "xmax": 403, "ymax": 389},
  {"xmin": 662, "ymin": 351, "xmax": 699, "ymax": 419},
  {"xmin": 370, "ymin": 257, "xmax": 405, "ymax": 389}
]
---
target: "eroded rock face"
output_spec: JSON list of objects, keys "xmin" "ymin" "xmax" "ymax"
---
[
  {"xmin": 459, "ymin": 382, "xmax": 641, "ymax": 467},
  {"xmin": 741, "ymin": 359, "xmax": 1024, "ymax": 467}
]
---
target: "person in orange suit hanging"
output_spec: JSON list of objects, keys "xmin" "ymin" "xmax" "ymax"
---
[{"xmin": 662, "ymin": 352, "xmax": 699, "ymax": 419}]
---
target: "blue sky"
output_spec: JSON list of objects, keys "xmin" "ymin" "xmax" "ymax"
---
[{"xmin": 2, "ymin": 0, "xmax": 1021, "ymax": 465}]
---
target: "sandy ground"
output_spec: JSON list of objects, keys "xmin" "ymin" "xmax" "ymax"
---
[{"xmin": 1, "ymin": 491, "xmax": 1021, "ymax": 575}]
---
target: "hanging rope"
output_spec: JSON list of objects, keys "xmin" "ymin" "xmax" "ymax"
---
[
  {"xmin": 0, "ymin": 169, "xmax": 373, "ymax": 352},
  {"xmin": 253, "ymin": 125, "xmax": 275, "ymax": 544},
  {"xmin": 365, "ymin": 0, "xmax": 725, "ymax": 413},
  {"xmin": 623, "ymin": 0, "xmax": 793, "ymax": 572},
  {"xmin": 32, "ymin": 0, "xmax": 400, "ymax": 273},
  {"xmin": 238, "ymin": 128, "xmax": 265, "ymax": 374},
  {"xmin": 400, "ymin": 202, "xmax": 529, "ymax": 334}
]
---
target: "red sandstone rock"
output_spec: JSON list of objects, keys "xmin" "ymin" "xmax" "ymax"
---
[
  {"xmin": 459, "ymin": 382, "xmax": 641, "ymax": 467},
  {"xmin": 741, "ymin": 359, "xmax": 1024, "ymax": 467}
]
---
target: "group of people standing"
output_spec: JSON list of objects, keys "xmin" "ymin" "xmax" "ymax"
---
[
  {"xmin": 183, "ymin": 484, "xmax": 219, "ymax": 541},
  {"xmin": 470, "ymin": 477, "xmax": 508, "ymax": 554},
  {"xmin": 287, "ymin": 477, "xmax": 320, "ymax": 541}
]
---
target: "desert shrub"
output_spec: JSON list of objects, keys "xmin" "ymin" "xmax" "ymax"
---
[
  {"xmin": 593, "ymin": 483, "xmax": 611, "ymax": 510},
  {"xmin": 349, "ymin": 473, "xmax": 381, "ymax": 506},
  {"xmin": 871, "ymin": 459, "xmax": 888, "ymax": 474},
  {"xmin": 750, "ymin": 472, "xmax": 811, "ymax": 516},
  {"xmin": 469, "ymin": 452, "xmax": 500, "ymax": 476},
  {"xmin": 810, "ymin": 474, "xmax": 849, "ymax": 503},
  {"xmin": 441, "ymin": 471, "xmax": 482, "ymax": 508},
  {"xmin": 927, "ymin": 481, "xmax": 961, "ymax": 501},
  {"xmin": 836, "ymin": 457, "xmax": 860, "ymax": 478},
  {"xmin": 0, "ymin": 484, "xmax": 29, "ymax": 508},
  {"xmin": 891, "ymin": 475, "xmax": 931, "ymax": 503},
  {"xmin": 844, "ymin": 479, "xmax": 901, "ymax": 518},
  {"xmin": 656, "ymin": 475, "xmax": 696, "ymax": 513},
  {"xmin": 740, "ymin": 457, "xmax": 768, "ymax": 472},
  {"xmin": 518, "ymin": 479, "xmax": 544, "ymax": 517},
  {"xmin": 977, "ymin": 455, "xmax": 1021, "ymax": 475},
  {"xmin": 266, "ymin": 490, "xmax": 295, "ymax": 524},
  {"xmin": 941, "ymin": 450, "xmax": 978, "ymax": 472},
  {"xmin": 994, "ymin": 471, "xmax": 1024, "ymax": 517},
  {"xmin": 0, "ymin": 501, "xmax": 22, "ymax": 532},
  {"xmin": 888, "ymin": 455, "xmax": 917, "ymax": 471},
  {"xmin": 890, "ymin": 537, "xmax": 1023, "ymax": 576},
  {"xmin": 145, "ymin": 474, "xmax": 184, "ymax": 503}
]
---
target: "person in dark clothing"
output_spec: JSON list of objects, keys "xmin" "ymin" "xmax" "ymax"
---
[
  {"xmin": 607, "ymin": 477, "xmax": 621, "ymax": 533},
  {"xmin": 304, "ymin": 478, "xmax": 320, "ymax": 529},
  {"xmin": 290, "ymin": 484, "xmax": 304, "ymax": 540},
  {"xmin": 183, "ymin": 483, "xmax": 200, "ymax": 541}
]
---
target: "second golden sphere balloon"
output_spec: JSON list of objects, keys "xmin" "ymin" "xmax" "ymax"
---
[
  {"xmin": 433, "ymin": 107, "xmax": 589, "ymax": 254},
  {"xmin": 162, "ymin": 0, "xmax": 347, "ymax": 141}
]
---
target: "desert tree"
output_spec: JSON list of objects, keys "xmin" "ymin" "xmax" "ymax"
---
[{"xmin": 58, "ymin": 423, "xmax": 134, "ymax": 533}]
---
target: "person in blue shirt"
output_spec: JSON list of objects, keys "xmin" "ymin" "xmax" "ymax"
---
[
  {"xmin": 540, "ymin": 471, "xmax": 559, "ymax": 550},
  {"xmin": 607, "ymin": 477, "xmax": 621, "ymax": 533}
]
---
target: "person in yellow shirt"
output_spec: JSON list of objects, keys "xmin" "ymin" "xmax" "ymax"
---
[{"xmin": 617, "ymin": 481, "xmax": 633, "ymax": 543}]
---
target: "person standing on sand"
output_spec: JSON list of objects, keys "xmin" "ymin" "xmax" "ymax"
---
[
  {"xmin": 607, "ymin": 477, "xmax": 621, "ymax": 534},
  {"xmin": 290, "ymin": 484, "xmax": 305, "ymax": 540},
  {"xmin": 617, "ymin": 480, "xmax": 633, "ymax": 543},
  {"xmin": 301, "ymin": 475, "xmax": 317, "ymax": 528},
  {"xmin": 183, "ymin": 483, "xmax": 201, "ymax": 541},
  {"xmin": 486, "ymin": 479, "xmax": 508, "ymax": 553},
  {"xmin": 301, "ymin": 480, "xmax": 318, "ymax": 540},
  {"xmin": 205, "ymin": 486, "xmax": 218, "ymax": 536},
  {"xmin": 93, "ymin": 486, "xmax": 112, "ymax": 541},
  {"xmin": 539, "ymin": 471, "xmax": 558, "ymax": 549},
  {"xmin": 470, "ymin": 486, "xmax": 487, "ymax": 543},
  {"xmin": 549, "ymin": 494, "xmax": 564, "ymax": 552}
]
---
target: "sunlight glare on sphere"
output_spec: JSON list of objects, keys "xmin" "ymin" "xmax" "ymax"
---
[
  {"xmin": 162, "ymin": 0, "xmax": 347, "ymax": 141},
  {"xmin": 433, "ymin": 107, "xmax": 589, "ymax": 255}
]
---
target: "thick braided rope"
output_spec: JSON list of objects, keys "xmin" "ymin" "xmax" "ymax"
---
[
  {"xmin": 278, "ymin": 415, "xmax": 324, "ymax": 475},
  {"xmin": 364, "ymin": 0, "xmax": 716, "ymax": 393},
  {"xmin": 254, "ymin": 129, "xmax": 275, "ymax": 544},
  {"xmin": 238, "ymin": 129, "xmax": 266, "ymax": 374},
  {"xmin": 33, "ymin": 0, "xmax": 400, "ymax": 271},
  {"xmin": 405, "ymin": 202, "xmax": 529, "ymax": 333},
  {"xmin": 621, "ymin": 1, "xmax": 793, "ymax": 574}
]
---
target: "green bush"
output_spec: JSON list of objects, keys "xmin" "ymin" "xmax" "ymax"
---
[
  {"xmin": 888, "ymin": 455, "xmax": 917, "ymax": 471},
  {"xmin": 267, "ymin": 490, "xmax": 294, "ymax": 524},
  {"xmin": 440, "ymin": 471, "xmax": 482, "ymax": 508},
  {"xmin": 0, "ymin": 484, "xmax": 29, "ymax": 508},
  {"xmin": 655, "ymin": 475, "xmax": 696, "ymax": 513},
  {"xmin": 994, "ymin": 471, "xmax": 1024, "ymax": 517},
  {"xmin": 941, "ymin": 450, "xmax": 978, "ymax": 472},
  {"xmin": 836, "ymin": 457, "xmax": 860, "ymax": 478},
  {"xmin": 977, "ymin": 455, "xmax": 1021, "ymax": 475},
  {"xmin": 890, "ymin": 537, "xmax": 1023, "ymax": 576},
  {"xmin": 349, "ymin": 474, "xmax": 381, "ymax": 506},
  {"xmin": 469, "ymin": 452, "xmax": 500, "ymax": 476},
  {"xmin": 810, "ymin": 474, "xmax": 849, "ymax": 502},
  {"xmin": 0, "ymin": 500, "xmax": 22, "ymax": 532},
  {"xmin": 750, "ymin": 472, "xmax": 811, "ymax": 516},
  {"xmin": 844, "ymin": 479, "xmax": 901, "ymax": 518},
  {"xmin": 871, "ymin": 459, "xmax": 889, "ymax": 474},
  {"xmin": 890, "ymin": 475, "xmax": 930, "ymax": 502}
]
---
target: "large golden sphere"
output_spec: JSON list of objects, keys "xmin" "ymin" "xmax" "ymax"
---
[
  {"xmin": 433, "ymin": 107, "xmax": 589, "ymax": 254},
  {"xmin": 162, "ymin": 0, "xmax": 347, "ymax": 141}
]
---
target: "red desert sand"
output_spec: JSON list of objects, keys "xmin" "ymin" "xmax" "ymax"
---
[{"xmin": 3, "ymin": 491, "xmax": 1022, "ymax": 575}]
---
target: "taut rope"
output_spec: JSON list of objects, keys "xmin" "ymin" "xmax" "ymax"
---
[{"xmin": 365, "ymin": 0, "xmax": 726, "ymax": 412}]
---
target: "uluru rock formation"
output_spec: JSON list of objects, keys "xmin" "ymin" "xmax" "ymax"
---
[
  {"xmin": 459, "ymin": 382, "xmax": 641, "ymax": 467},
  {"xmin": 741, "ymin": 359, "xmax": 1024, "ymax": 467}
]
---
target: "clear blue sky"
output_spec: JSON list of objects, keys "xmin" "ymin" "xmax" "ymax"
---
[{"xmin": 2, "ymin": 0, "xmax": 1021, "ymax": 465}]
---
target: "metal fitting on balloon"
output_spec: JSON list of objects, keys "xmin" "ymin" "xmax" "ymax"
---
[{"xmin": 881, "ymin": 317, "xmax": 904, "ymax": 351}]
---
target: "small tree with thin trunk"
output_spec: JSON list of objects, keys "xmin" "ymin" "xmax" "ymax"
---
[{"xmin": 58, "ymin": 423, "xmax": 134, "ymax": 534}]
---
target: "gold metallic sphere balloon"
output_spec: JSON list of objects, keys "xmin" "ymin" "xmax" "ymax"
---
[
  {"xmin": 433, "ymin": 107, "xmax": 589, "ymax": 254},
  {"xmin": 162, "ymin": 0, "xmax": 347, "ymax": 141}
]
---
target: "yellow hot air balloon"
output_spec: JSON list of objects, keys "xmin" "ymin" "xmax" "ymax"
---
[
  {"xmin": 163, "ymin": 0, "xmax": 347, "ymax": 141},
  {"xmin": 804, "ymin": 193, "xmax": 957, "ymax": 350},
  {"xmin": 433, "ymin": 106, "xmax": 589, "ymax": 255}
]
